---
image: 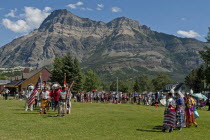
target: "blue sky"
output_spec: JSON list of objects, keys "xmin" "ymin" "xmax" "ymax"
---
[{"xmin": 0, "ymin": 0, "xmax": 209, "ymax": 47}]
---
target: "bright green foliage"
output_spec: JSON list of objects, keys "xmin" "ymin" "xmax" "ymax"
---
[
  {"xmin": 83, "ymin": 70, "xmax": 100, "ymax": 91},
  {"xmin": 185, "ymin": 65, "xmax": 205, "ymax": 92},
  {"xmin": 152, "ymin": 72, "xmax": 171, "ymax": 91}
]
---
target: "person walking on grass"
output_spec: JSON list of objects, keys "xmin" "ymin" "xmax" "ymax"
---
[
  {"xmin": 162, "ymin": 89, "xmax": 176, "ymax": 133},
  {"xmin": 51, "ymin": 84, "xmax": 61, "ymax": 111},
  {"xmin": 39, "ymin": 86, "xmax": 51, "ymax": 114},
  {"xmin": 185, "ymin": 92, "xmax": 198, "ymax": 127},
  {"xmin": 175, "ymin": 91, "xmax": 185, "ymax": 131},
  {"xmin": 57, "ymin": 87, "xmax": 67, "ymax": 117},
  {"xmin": 3, "ymin": 88, "xmax": 10, "ymax": 100}
]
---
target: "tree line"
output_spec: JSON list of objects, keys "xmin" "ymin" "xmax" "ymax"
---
[{"xmin": 51, "ymin": 54, "xmax": 172, "ymax": 93}]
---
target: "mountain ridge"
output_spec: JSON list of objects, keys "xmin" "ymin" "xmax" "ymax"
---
[{"xmin": 0, "ymin": 9, "xmax": 206, "ymax": 81}]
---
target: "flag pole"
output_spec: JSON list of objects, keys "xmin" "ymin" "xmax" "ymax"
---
[
  {"xmin": 64, "ymin": 73, "xmax": 66, "ymax": 88},
  {"xmin": 40, "ymin": 72, "xmax": 42, "ymax": 91}
]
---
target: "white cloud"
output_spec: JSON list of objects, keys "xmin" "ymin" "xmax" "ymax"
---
[
  {"xmin": 44, "ymin": 7, "xmax": 52, "ymax": 12},
  {"xmin": 67, "ymin": 4, "xmax": 77, "ymax": 9},
  {"xmin": 5, "ymin": 8, "xmax": 17, "ymax": 18},
  {"xmin": 177, "ymin": 30, "xmax": 201, "ymax": 38},
  {"xmin": 111, "ymin": 7, "xmax": 121, "ymax": 13},
  {"xmin": 2, "ymin": 19, "xmax": 29, "ymax": 33},
  {"xmin": 97, "ymin": 4, "xmax": 104, "ymax": 8},
  {"xmin": 96, "ymin": 4, "xmax": 104, "ymax": 10},
  {"xmin": 76, "ymin": 2, "xmax": 84, "ymax": 6},
  {"xmin": 67, "ymin": 1, "xmax": 84, "ymax": 9},
  {"xmin": 2, "ymin": 6, "xmax": 52, "ymax": 33},
  {"xmin": 81, "ymin": 7, "xmax": 93, "ymax": 11},
  {"xmin": 96, "ymin": 7, "xmax": 102, "ymax": 11}
]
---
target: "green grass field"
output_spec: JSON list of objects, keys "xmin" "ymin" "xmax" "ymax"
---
[{"xmin": 0, "ymin": 97, "xmax": 210, "ymax": 140}]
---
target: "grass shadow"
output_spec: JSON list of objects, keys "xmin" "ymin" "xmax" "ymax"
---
[
  {"xmin": 136, "ymin": 125, "xmax": 163, "ymax": 133},
  {"xmin": 14, "ymin": 112, "xmax": 39, "ymax": 114}
]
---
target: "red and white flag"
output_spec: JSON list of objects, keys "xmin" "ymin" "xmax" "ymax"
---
[
  {"xmin": 28, "ymin": 76, "xmax": 42, "ymax": 106},
  {"xmin": 64, "ymin": 73, "xmax": 67, "ymax": 87}
]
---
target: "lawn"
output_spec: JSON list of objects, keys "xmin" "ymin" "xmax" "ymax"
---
[{"xmin": 0, "ymin": 97, "xmax": 210, "ymax": 140}]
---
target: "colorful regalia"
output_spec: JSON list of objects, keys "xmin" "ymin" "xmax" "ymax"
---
[
  {"xmin": 25, "ymin": 85, "xmax": 34, "ymax": 111},
  {"xmin": 66, "ymin": 91, "xmax": 72, "ymax": 114},
  {"xmin": 39, "ymin": 88, "xmax": 50, "ymax": 114},
  {"xmin": 185, "ymin": 96, "xmax": 197, "ymax": 127},
  {"xmin": 176, "ymin": 97, "xmax": 185, "ymax": 130},
  {"xmin": 58, "ymin": 90, "xmax": 67, "ymax": 116},
  {"xmin": 162, "ymin": 97, "xmax": 176, "ymax": 132}
]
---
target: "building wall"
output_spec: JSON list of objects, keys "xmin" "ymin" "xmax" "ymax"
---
[
  {"xmin": 21, "ymin": 68, "xmax": 51, "ymax": 90},
  {"xmin": 0, "ymin": 84, "xmax": 5, "ymax": 92},
  {"xmin": 41, "ymin": 68, "xmax": 51, "ymax": 82}
]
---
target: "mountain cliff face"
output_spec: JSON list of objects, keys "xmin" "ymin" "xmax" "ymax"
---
[{"xmin": 0, "ymin": 9, "xmax": 206, "ymax": 81}]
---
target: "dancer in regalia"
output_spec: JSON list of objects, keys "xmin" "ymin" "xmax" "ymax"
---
[
  {"xmin": 51, "ymin": 83, "xmax": 61, "ymax": 111},
  {"xmin": 39, "ymin": 86, "xmax": 51, "ymax": 114},
  {"xmin": 66, "ymin": 89, "xmax": 72, "ymax": 114},
  {"xmin": 176, "ymin": 91, "xmax": 185, "ymax": 130},
  {"xmin": 25, "ymin": 85, "xmax": 34, "ymax": 111},
  {"xmin": 162, "ymin": 89, "xmax": 176, "ymax": 132},
  {"xmin": 58, "ymin": 87, "xmax": 67, "ymax": 117},
  {"xmin": 185, "ymin": 91, "xmax": 198, "ymax": 127}
]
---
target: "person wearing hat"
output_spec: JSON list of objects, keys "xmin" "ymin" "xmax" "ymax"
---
[{"xmin": 162, "ymin": 89, "xmax": 176, "ymax": 133}]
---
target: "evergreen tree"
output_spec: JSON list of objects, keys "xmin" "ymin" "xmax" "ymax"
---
[
  {"xmin": 133, "ymin": 79, "xmax": 140, "ymax": 92},
  {"xmin": 84, "ymin": 70, "xmax": 100, "ymax": 92},
  {"xmin": 62, "ymin": 54, "xmax": 75, "ymax": 84},
  {"xmin": 119, "ymin": 81, "xmax": 129, "ymax": 93},
  {"xmin": 185, "ymin": 65, "xmax": 205, "ymax": 92},
  {"xmin": 51, "ymin": 55, "xmax": 84, "ymax": 90},
  {"xmin": 152, "ymin": 72, "xmax": 171, "ymax": 90},
  {"xmin": 51, "ymin": 57, "xmax": 63, "ymax": 84},
  {"xmin": 101, "ymin": 82, "xmax": 110, "ymax": 91},
  {"xmin": 110, "ymin": 81, "xmax": 117, "ymax": 91},
  {"xmin": 134, "ymin": 74, "xmax": 153, "ymax": 92},
  {"xmin": 72, "ymin": 58, "xmax": 83, "ymax": 92}
]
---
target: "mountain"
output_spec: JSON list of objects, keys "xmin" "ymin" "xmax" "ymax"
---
[{"xmin": 0, "ymin": 9, "xmax": 206, "ymax": 81}]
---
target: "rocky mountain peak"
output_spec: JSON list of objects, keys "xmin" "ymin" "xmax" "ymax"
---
[
  {"xmin": 107, "ymin": 17, "xmax": 140, "ymax": 29},
  {"xmin": 0, "ymin": 9, "xmax": 206, "ymax": 81}
]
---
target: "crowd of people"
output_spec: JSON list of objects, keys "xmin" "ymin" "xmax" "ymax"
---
[
  {"xmin": 75, "ymin": 91, "xmax": 162, "ymax": 106},
  {"xmin": 24, "ymin": 83, "xmax": 72, "ymax": 117},
  {"xmin": 162, "ymin": 90, "xmax": 199, "ymax": 133}
]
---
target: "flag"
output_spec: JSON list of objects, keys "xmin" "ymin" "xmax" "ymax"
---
[
  {"xmin": 28, "ymin": 76, "xmax": 42, "ymax": 106},
  {"xmin": 64, "ymin": 73, "xmax": 67, "ymax": 87}
]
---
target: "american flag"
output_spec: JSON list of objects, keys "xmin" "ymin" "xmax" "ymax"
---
[{"xmin": 28, "ymin": 76, "xmax": 42, "ymax": 106}]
